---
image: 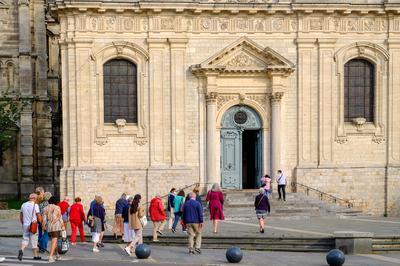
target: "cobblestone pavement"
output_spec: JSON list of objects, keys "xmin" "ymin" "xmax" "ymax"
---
[{"xmin": 1, "ymin": 237, "xmax": 400, "ymax": 266}]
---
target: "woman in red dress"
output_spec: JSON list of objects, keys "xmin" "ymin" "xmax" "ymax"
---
[{"xmin": 206, "ymin": 183, "xmax": 224, "ymax": 234}]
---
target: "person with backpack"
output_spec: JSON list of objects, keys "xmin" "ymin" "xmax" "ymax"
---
[
  {"xmin": 167, "ymin": 188, "xmax": 176, "ymax": 230},
  {"xmin": 276, "ymin": 170, "xmax": 287, "ymax": 201},
  {"xmin": 254, "ymin": 188, "xmax": 271, "ymax": 233}
]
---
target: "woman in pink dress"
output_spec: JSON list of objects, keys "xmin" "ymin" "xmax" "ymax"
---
[{"xmin": 206, "ymin": 183, "xmax": 224, "ymax": 234}]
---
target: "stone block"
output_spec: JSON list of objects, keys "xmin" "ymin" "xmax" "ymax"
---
[{"xmin": 334, "ymin": 231, "xmax": 373, "ymax": 254}]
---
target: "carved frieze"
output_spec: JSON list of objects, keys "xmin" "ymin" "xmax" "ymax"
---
[
  {"xmin": 217, "ymin": 95, "xmax": 237, "ymax": 111},
  {"xmin": 225, "ymin": 53, "xmax": 260, "ymax": 68},
  {"xmin": 74, "ymin": 14, "xmax": 392, "ymax": 34}
]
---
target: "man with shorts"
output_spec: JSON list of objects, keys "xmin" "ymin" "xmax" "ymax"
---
[{"xmin": 18, "ymin": 193, "xmax": 42, "ymax": 261}]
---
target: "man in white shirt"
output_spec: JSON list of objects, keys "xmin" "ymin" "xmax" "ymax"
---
[
  {"xmin": 276, "ymin": 170, "xmax": 287, "ymax": 201},
  {"xmin": 18, "ymin": 193, "xmax": 42, "ymax": 261}
]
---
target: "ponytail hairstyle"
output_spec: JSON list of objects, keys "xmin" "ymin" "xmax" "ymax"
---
[{"xmin": 130, "ymin": 194, "xmax": 141, "ymax": 214}]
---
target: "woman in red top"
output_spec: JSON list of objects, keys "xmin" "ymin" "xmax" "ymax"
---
[
  {"xmin": 149, "ymin": 194, "xmax": 166, "ymax": 242},
  {"xmin": 206, "ymin": 183, "xmax": 225, "ymax": 234},
  {"xmin": 69, "ymin": 197, "xmax": 86, "ymax": 245}
]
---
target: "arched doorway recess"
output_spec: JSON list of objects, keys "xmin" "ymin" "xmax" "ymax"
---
[{"xmin": 220, "ymin": 105, "xmax": 262, "ymax": 189}]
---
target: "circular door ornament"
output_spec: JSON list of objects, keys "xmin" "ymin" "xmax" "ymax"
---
[{"xmin": 234, "ymin": 111, "xmax": 247, "ymax": 124}]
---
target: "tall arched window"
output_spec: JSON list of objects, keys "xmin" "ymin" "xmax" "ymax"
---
[
  {"xmin": 103, "ymin": 59, "xmax": 137, "ymax": 123},
  {"xmin": 344, "ymin": 59, "xmax": 374, "ymax": 122}
]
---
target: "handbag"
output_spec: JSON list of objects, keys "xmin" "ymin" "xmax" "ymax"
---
[
  {"xmin": 140, "ymin": 215, "xmax": 147, "ymax": 227},
  {"xmin": 57, "ymin": 236, "xmax": 69, "ymax": 254},
  {"xmin": 29, "ymin": 204, "xmax": 38, "ymax": 234}
]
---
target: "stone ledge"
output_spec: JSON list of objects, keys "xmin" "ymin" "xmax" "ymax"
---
[{"xmin": 334, "ymin": 231, "xmax": 374, "ymax": 254}]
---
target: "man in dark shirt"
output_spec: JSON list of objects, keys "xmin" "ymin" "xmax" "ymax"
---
[{"xmin": 182, "ymin": 192, "xmax": 203, "ymax": 254}]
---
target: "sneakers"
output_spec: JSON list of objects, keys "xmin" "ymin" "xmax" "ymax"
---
[
  {"xmin": 188, "ymin": 249, "xmax": 195, "ymax": 255},
  {"xmin": 260, "ymin": 228, "xmax": 265, "ymax": 234},
  {"xmin": 33, "ymin": 256, "xmax": 42, "ymax": 260},
  {"xmin": 152, "ymin": 239, "xmax": 159, "ymax": 242},
  {"xmin": 71, "ymin": 242, "xmax": 77, "ymax": 246},
  {"xmin": 194, "ymin": 248, "xmax": 202, "ymax": 254},
  {"xmin": 97, "ymin": 242, "xmax": 104, "ymax": 248},
  {"xmin": 124, "ymin": 246, "xmax": 131, "ymax": 255},
  {"xmin": 48, "ymin": 256, "xmax": 55, "ymax": 263},
  {"xmin": 93, "ymin": 247, "xmax": 100, "ymax": 253},
  {"xmin": 171, "ymin": 228, "xmax": 176, "ymax": 233},
  {"xmin": 17, "ymin": 249, "xmax": 23, "ymax": 261},
  {"xmin": 157, "ymin": 230, "xmax": 164, "ymax": 235}
]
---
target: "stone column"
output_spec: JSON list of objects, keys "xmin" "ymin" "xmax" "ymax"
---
[
  {"xmin": 18, "ymin": 0, "xmax": 34, "ymax": 184},
  {"xmin": 206, "ymin": 92, "xmax": 218, "ymax": 186},
  {"xmin": 270, "ymin": 92, "xmax": 283, "ymax": 177}
]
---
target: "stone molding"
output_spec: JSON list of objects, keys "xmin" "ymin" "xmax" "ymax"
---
[
  {"xmin": 334, "ymin": 42, "xmax": 388, "ymax": 144},
  {"xmin": 92, "ymin": 41, "xmax": 149, "ymax": 146}
]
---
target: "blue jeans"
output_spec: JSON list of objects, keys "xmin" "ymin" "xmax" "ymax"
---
[
  {"xmin": 172, "ymin": 212, "xmax": 182, "ymax": 230},
  {"xmin": 38, "ymin": 226, "xmax": 49, "ymax": 251}
]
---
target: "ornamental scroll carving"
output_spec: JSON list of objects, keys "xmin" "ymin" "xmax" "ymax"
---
[
  {"xmin": 217, "ymin": 95, "xmax": 237, "ymax": 111},
  {"xmin": 226, "ymin": 54, "xmax": 259, "ymax": 68}
]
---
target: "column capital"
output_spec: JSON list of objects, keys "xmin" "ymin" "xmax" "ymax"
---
[
  {"xmin": 206, "ymin": 92, "xmax": 218, "ymax": 103},
  {"xmin": 269, "ymin": 92, "xmax": 283, "ymax": 104},
  {"xmin": 18, "ymin": 0, "xmax": 29, "ymax": 6}
]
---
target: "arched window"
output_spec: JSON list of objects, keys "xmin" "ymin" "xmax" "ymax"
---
[
  {"xmin": 103, "ymin": 59, "xmax": 137, "ymax": 123},
  {"xmin": 344, "ymin": 59, "xmax": 374, "ymax": 122}
]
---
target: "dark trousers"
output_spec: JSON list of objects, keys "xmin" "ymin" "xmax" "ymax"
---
[{"xmin": 278, "ymin": 185, "xmax": 286, "ymax": 200}]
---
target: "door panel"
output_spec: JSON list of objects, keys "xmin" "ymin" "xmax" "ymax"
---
[{"xmin": 221, "ymin": 129, "xmax": 241, "ymax": 189}]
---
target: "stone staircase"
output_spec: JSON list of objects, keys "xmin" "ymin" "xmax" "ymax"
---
[
  {"xmin": 211, "ymin": 189, "xmax": 364, "ymax": 220},
  {"xmin": 372, "ymin": 237, "xmax": 400, "ymax": 253}
]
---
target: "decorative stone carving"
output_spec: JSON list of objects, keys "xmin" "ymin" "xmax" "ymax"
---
[
  {"xmin": 123, "ymin": 18, "xmax": 133, "ymax": 30},
  {"xmin": 352, "ymin": 117, "xmax": 367, "ymax": 132},
  {"xmin": 95, "ymin": 137, "xmax": 108, "ymax": 146},
  {"xmin": 115, "ymin": 119, "xmax": 126, "ymax": 133},
  {"xmin": 161, "ymin": 17, "xmax": 175, "ymax": 31},
  {"xmin": 310, "ymin": 18, "xmax": 323, "ymax": 31},
  {"xmin": 272, "ymin": 18, "xmax": 283, "ymax": 31},
  {"xmin": 226, "ymin": 53, "xmax": 258, "ymax": 67},
  {"xmin": 335, "ymin": 136, "xmax": 348, "ymax": 144},
  {"xmin": 372, "ymin": 136, "xmax": 385, "ymax": 144},
  {"xmin": 217, "ymin": 95, "xmax": 237, "ymax": 110},
  {"xmin": 206, "ymin": 92, "xmax": 218, "ymax": 102},
  {"xmin": 246, "ymin": 94, "xmax": 267, "ymax": 111},
  {"xmin": 135, "ymin": 139, "xmax": 147, "ymax": 146},
  {"xmin": 269, "ymin": 92, "xmax": 283, "ymax": 103}
]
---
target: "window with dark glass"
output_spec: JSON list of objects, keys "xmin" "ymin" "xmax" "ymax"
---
[
  {"xmin": 103, "ymin": 59, "xmax": 137, "ymax": 123},
  {"xmin": 344, "ymin": 59, "xmax": 375, "ymax": 122}
]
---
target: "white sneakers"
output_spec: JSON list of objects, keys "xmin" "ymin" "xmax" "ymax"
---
[
  {"xmin": 124, "ymin": 246, "xmax": 131, "ymax": 255},
  {"xmin": 93, "ymin": 247, "xmax": 100, "ymax": 253}
]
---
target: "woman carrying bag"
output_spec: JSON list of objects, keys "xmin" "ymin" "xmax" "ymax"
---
[
  {"xmin": 127, "ymin": 194, "xmax": 145, "ymax": 253},
  {"xmin": 42, "ymin": 196, "xmax": 65, "ymax": 263}
]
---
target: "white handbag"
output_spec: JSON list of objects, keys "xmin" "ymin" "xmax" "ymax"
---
[{"xmin": 140, "ymin": 215, "xmax": 148, "ymax": 227}]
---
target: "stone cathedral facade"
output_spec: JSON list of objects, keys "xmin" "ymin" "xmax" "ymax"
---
[
  {"xmin": 50, "ymin": 0, "xmax": 400, "ymax": 216},
  {"xmin": 0, "ymin": 0, "xmax": 62, "ymax": 199}
]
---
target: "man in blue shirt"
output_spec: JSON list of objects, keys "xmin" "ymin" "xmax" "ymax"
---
[{"xmin": 182, "ymin": 192, "xmax": 203, "ymax": 254}]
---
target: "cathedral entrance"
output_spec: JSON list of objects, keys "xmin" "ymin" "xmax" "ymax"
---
[{"xmin": 220, "ymin": 105, "xmax": 262, "ymax": 190}]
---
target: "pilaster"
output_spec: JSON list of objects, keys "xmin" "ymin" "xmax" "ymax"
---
[
  {"xmin": 147, "ymin": 38, "xmax": 169, "ymax": 166},
  {"xmin": 169, "ymin": 38, "xmax": 188, "ymax": 166},
  {"xmin": 269, "ymin": 92, "xmax": 283, "ymax": 177},
  {"xmin": 296, "ymin": 38, "xmax": 318, "ymax": 167},
  {"xmin": 206, "ymin": 91, "xmax": 218, "ymax": 187},
  {"xmin": 317, "ymin": 38, "xmax": 337, "ymax": 166}
]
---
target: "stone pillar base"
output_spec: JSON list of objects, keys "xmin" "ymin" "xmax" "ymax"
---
[{"xmin": 334, "ymin": 231, "xmax": 373, "ymax": 254}]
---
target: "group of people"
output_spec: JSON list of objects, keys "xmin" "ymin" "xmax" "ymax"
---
[{"xmin": 17, "ymin": 171, "xmax": 286, "ymax": 261}]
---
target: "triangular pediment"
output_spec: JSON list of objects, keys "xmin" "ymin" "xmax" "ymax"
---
[{"xmin": 192, "ymin": 37, "xmax": 295, "ymax": 73}]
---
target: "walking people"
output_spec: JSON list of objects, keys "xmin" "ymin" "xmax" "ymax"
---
[
  {"xmin": 18, "ymin": 193, "xmax": 42, "ymax": 261},
  {"xmin": 167, "ymin": 188, "xmax": 176, "ymax": 230},
  {"xmin": 42, "ymin": 196, "xmax": 65, "ymax": 263},
  {"xmin": 254, "ymin": 188, "xmax": 271, "ymax": 233},
  {"xmin": 206, "ymin": 183, "xmax": 224, "ymax": 234},
  {"xmin": 276, "ymin": 170, "xmax": 287, "ymax": 201},
  {"xmin": 127, "ymin": 194, "xmax": 145, "ymax": 252},
  {"xmin": 91, "ymin": 196, "xmax": 106, "ymax": 253},
  {"xmin": 149, "ymin": 194, "xmax": 166, "ymax": 242},
  {"xmin": 69, "ymin": 197, "xmax": 86, "ymax": 245},
  {"xmin": 172, "ymin": 190, "xmax": 185, "ymax": 233},
  {"xmin": 113, "ymin": 193, "xmax": 128, "ymax": 240},
  {"xmin": 183, "ymin": 192, "xmax": 203, "ymax": 255},
  {"xmin": 58, "ymin": 196, "xmax": 71, "ymax": 229},
  {"xmin": 38, "ymin": 191, "xmax": 52, "ymax": 252},
  {"xmin": 260, "ymin": 174, "xmax": 272, "ymax": 197},
  {"xmin": 122, "ymin": 196, "xmax": 134, "ymax": 254}
]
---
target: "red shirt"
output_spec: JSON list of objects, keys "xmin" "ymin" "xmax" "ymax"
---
[
  {"xmin": 69, "ymin": 203, "xmax": 85, "ymax": 222},
  {"xmin": 149, "ymin": 197, "xmax": 166, "ymax": 222},
  {"xmin": 58, "ymin": 201, "xmax": 70, "ymax": 215}
]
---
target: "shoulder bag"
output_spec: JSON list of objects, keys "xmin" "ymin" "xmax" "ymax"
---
[{"xmin": 29, "ymin": 204, "xmax": 38, "ymax": 234}]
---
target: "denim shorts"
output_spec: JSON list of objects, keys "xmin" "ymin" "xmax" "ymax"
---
[{"xmin": 256, "ymin": 210, "xmax": 268, "ymax": 219}]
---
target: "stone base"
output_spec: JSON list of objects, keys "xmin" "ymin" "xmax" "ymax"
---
[
  {"xmin": 60, "ymin": 166, "xmax": 197, "ymax": 215},
  {"xmin": 334, "ymin": 231, "xmax": 373, "ymax": 254},
  {"xmin": 295, "ymin": 166, "xmax": 400, "ymax": 216}
]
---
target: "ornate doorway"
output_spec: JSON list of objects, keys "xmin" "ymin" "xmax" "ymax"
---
[{"xmin": 220, "ymin": 105, "xmax": 262, "ymax": 189}]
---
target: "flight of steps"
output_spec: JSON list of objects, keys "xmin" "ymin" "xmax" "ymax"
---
[
  {"xmin": 212, "ymin": 189, "xmax": 364, "ymax": 220},
  {"xmin": 372, "ymin": 237, "xmax": 400, "ymax": 253}
]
